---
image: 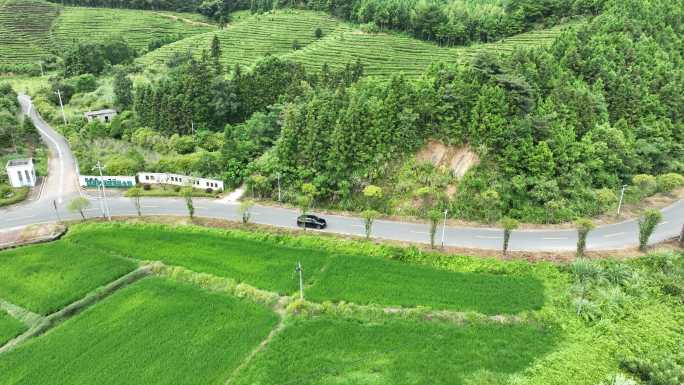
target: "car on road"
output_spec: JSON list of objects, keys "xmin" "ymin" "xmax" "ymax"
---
[{"xmin": 297, "ymin": 214, "xmax": 327, "ymax": 229}]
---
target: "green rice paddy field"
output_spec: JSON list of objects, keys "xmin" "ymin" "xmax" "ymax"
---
[
  {"xmin": 0, "ymin": 311, "xmax": 25, "ymax": 346},
  {"xmin": 0, "ymin": 222, "xmax": 681, "ymax": 385}
]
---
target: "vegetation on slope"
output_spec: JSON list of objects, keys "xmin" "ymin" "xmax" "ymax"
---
[
  {"xmin": 52, "ymin": 6, "xmax": 215, "ymax": 52},
  {"xmin": 138, "ymin": 10, "xmax": 344, "ymax": 68},
  {"xmin": 0, "ymin": 0, "xmax": 60, "ymax": 72},
  {"xmin": 244, "ymin": 0, "xmax": 684, "ymax": 223}
]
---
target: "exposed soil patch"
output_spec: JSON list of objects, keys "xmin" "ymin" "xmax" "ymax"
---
[
  {"xmin": 415, "ymin": 140, "xmax": 479, "ymax": 178},
  {"xmin": 0, "ymin": 223, "xmax": 66, "ymax": 250}
]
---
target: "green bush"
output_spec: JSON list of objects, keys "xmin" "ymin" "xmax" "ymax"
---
[
  {"xmin": 656, "ymin": 173, "xmax": 684, "ymax": 193},
  {"xmin": 632, "ymin": 174, "xmax": 658, "ymax": 197}
]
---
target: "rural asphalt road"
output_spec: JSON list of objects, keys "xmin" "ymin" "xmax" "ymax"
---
[{"xmin": 2, "ymin": 96, "xmax": 682, "ymax": 252}]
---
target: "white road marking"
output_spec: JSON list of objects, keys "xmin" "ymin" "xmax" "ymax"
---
[
  {"xmin": 658, "ymin": 221, "xmax": 669, "ymax": 226},
  {"xmin": 142, "ymin": 205, "xmax": 160, "ymax": 208},
  {"xmin": 6, "ymin": 215, "xmax": 36, "ymax": 221},
  {"xmin": 543, "ymin": 237, "xmax": 569, "ymax": 240},
  {"xmin": 410, "ymin": 230, "xmax": 429, "ymax": 235},
  {"xmin": 603, "ymin": 232, "xmax": 625, "ymax": 238}
]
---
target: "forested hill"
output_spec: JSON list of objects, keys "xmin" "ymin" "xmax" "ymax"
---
[{"xmin": 244, "ymin": 0, "xmax": 684, "ymax": 223}]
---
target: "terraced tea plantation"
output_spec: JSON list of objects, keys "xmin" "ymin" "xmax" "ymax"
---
[
  {"xmin": 0, "ymin": 222, "xmax": 680, "ymax": 384},
  {"xmin": 0, "ymin": 0, "xmax": 214, "ymax": 68},
  {"xmin": 138, "ymin": 9, "xmax": 343, "ymax": 68},
  {"xmin": 0, "ymin": 0, "xmax": 60, "ymax": 65},
  {"xmin": 140, "ymin": 10, "xmax": 579, "ymax": 78},
  {"xmin": 52, "ymin": 7, "xmax": 215, "ymax": 52}
]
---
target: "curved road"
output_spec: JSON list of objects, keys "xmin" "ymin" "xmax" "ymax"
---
[{"xmin": 2, "ymin": 96, "xmax": 682, "ymax": 252}]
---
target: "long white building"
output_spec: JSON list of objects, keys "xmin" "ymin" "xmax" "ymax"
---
[{"xmin": 137, "ymin": 172, "xmax": 224, "ymax": 191}]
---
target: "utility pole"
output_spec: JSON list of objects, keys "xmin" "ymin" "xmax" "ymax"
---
[
  {"xmin": 53, "ymin": 200, "xmax": 61, "ymax": 222},
  {"xmin": 94, "ymin": 161, "xmax": 111, "ymax": 221},
  {"xmin": 617, "ymin": 184, "xmax": 628, "ymax": 216},
  {"xmin": 441, "ymin": 209, "xmax": 448, "ymax": 248},
  {"xmin": 191, "ymin": 120, "xmax": 195, "ymax": 136},
  {"xmin": 295, "ymin": 261, "xmax": 304, "ymax": 300},
  {"xmin": 277, "ymin": 172, "xmax": 281, "ymax": 202},
  {"xmin": 55, "ymin": 89, "xmax": 67, "ymax": 125},
  {"xmin": 39, "ymin": 61, "xmax": 44, "ymax": 77},
  {"xmin": 93, "ymin": 172, "xmax": 106, "ymax": 219}
]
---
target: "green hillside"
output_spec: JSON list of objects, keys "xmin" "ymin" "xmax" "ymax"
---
[
  {"xmin": 284, "ymin": 23, "xmax": 576, "ymax": 78},
  {"xmin": 52, "ymin": 6, "xmax": 216, "ymax": 51},
  {"xmin": 139, "ymin": 9, "xmax": 578, "ymax": 78},
  {"xmin": 0, "ymin": 0, "xmax": 60, "ymax": 66},
  {"xmin": 138, "ymin": 10, "xmax": 344, "ymax": 68}
]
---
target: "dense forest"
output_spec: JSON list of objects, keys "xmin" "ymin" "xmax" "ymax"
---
[{"xmin": 243, "ymin": 0, "xmax": 684, "ymax": 223}]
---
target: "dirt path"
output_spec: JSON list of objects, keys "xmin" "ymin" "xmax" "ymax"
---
[
  {"xmin": 0, "ymin": 298, "xmax": 44, "ymax": 327},
  {"xmin": 153, "ymin": 12, "xmax": 215, "ymax": 28},
  {"xmin": 223, "ymin": 297, "xmax": 290, "ymax": 385}
]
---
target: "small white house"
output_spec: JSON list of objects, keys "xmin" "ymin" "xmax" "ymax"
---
[
  {"xmin": 137, "ymin": 172, "xmax": 224, "ymax": 191},
  {"xmin": 5, "ymin": 158, "xmax": 36, "ymax": 188},
  {"xmin": 84, "ymin": 109, "xmax": 117, "ymax": 123}
]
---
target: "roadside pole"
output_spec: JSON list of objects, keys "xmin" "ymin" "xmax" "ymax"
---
[
  {"xmin": 55, "ymin": 90, "xmax": 67, "ymax": 125},
  {"xmin": 277, "ymin": 173, "xmax": 281, "ymax": 202},
  {"xmin": 53, "ymin": 200, "xmax": 61, "ymax": 222},
  {"xmin": 295, "ymin": 261, "xmax": 304, "ymax": 300},
  {"xmin": 616, "ymin": 184, "xmax": 628, "ymax": 216},
  {"xmin": 441, "ymin": 209, "xmax": 448, "ymax": 248},
  {"xmin": 93, "ymin": 161, "xmax": 111, "ymax": 221}
]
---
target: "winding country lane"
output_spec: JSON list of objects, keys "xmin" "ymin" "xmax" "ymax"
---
[{"xmin": 2, "ymin": 96, "xmax": 682, "ymax": 252}]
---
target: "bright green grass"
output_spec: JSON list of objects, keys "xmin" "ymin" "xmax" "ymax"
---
[
  {"xmin": 308, "ymin": 254, "xmax": 545, "ymax": 314},
  {"xmin": 52, "ymin": 6, "xmax": 215, "ymax": 52},
  {"xmin": 0, "ymin": 0, "xmax": 60, "ymax": 65},
  {"xmin": 233, "ymin": 316, "xmax": 560, "ymax": 385},
  {"xmin": 66, "ymin": 223, "xmax": 335, "ymax": 295},
  {"xmin": 67, "ymin": 223, "xmax": 546, "ymax": 313},
  {"xmin": 138, "ymin": 9, "xmax": 346, "ymax": 68},
  {"xmin": 0, "ymin": 277, "xmax": 278, "ymax": 385},
  {"xmin": 0, "ymin": 242, "xmax": 137, "ymax": 314},
  {"xmin": 0, "ymin": 310, "xmax": 25, "ymax": 346}
]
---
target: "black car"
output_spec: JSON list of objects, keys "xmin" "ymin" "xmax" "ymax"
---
[{"xmin": 297, "ymin": 214, "xmax": 327, "ymax": 229}]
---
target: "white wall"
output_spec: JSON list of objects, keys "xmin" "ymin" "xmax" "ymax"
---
[
  {"xmin": 6, "ymin": 165, "xmax": 36, "ymax": 188},
  {"xmin": 137, "ymin": 172, "xmax": 224, "ymax": 191}
]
